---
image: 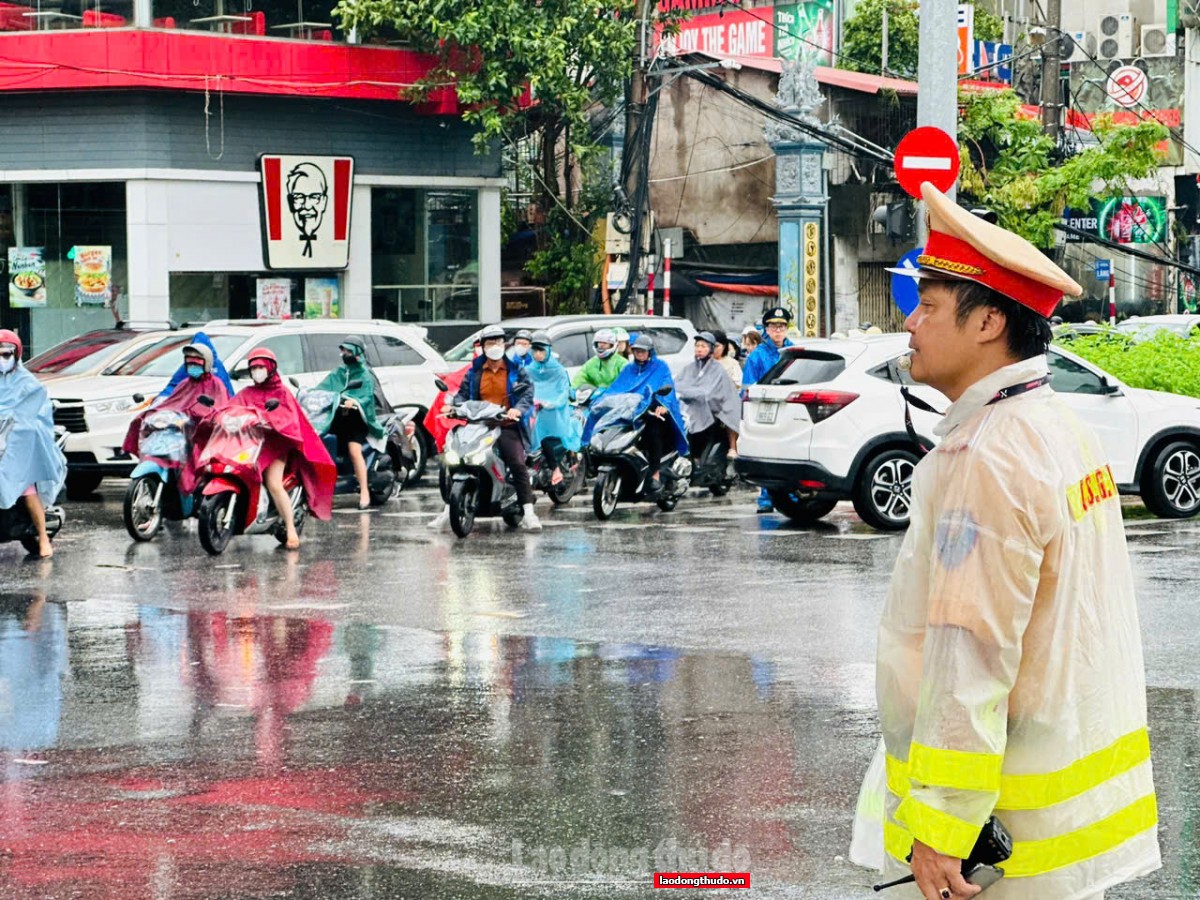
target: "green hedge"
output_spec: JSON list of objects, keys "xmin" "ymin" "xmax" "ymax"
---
[{"xmin": 1057, "ymin": 331, "xmax": 1200, "ymax": 399}]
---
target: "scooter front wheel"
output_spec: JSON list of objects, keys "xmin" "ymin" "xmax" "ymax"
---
[
  {"xmin": 198, "ymin": 491, "xmax": 237, "ymax": 556},
  {"xmin": 550, "ymin": 455, "xmax": 585, "ymax": 505},
  {"xmin": 449, "ymin": 480, "xmax": 478, "ymax": 538},
  {"xmin": 123, "ymin": 474, "xmax": 164, "ymax": 542},
  {"xmin": 593, "ymin": 470, "xmax": 621, "ymax": 520}
]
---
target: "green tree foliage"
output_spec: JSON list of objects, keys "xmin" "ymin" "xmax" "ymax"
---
[
  {"xmin": 839, "ymin": 0, "xmax": 1000, "ymax": 77},
  {"xmin": 958, "ymin": 89, "xmax": 1168, "ymax": 247},
  {"xmin": 333, "ymin": 0, "xmax": 635, "ymax": 162},
  {"xmin": 524, "ymin": 159, "xmax": 610, "ymax": 313},
  {"xmin": 1058, "ymin": 331, "xmax": 1200, "ymax": 398}
]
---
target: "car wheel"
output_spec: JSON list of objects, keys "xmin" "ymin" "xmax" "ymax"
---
[
  {"xmin": 769, "ymin": 492, "xmax": 837, "ymax": 524},
  {"xmin": 853, "ymin": 448, "xmax": 918, "ymax": 531},
  {"xmin": 65, "ymin": 471, "xmax": 103, "ymax": 500},
  {"xmin": 1143, "ymin": 440, "xmax": 1200, "ymax": 518}
]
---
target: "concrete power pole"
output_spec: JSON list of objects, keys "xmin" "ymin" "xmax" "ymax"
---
[
  {"xmin": 915, "ymin": 0, "xmax": 959, "ymax": 243},
  {"xmin": 619, "ymin": 0, "xmax": 658, "ymax": 312},
  {"xmin": 1040, "ymin": 0, "xmax": 1062, "ymax": 140}
]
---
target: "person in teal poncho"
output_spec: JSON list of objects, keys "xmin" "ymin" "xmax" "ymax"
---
[
  {"xmin": 314, "ymin": 336, "xmax": 384, "ymax": 509},
  {"xmin": 527, "ymin": 331, "xmax": 581, "ymax": 481}
]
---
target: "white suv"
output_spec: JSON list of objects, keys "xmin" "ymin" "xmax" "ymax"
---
[
  {"xmin": 47, "ymin": 319, "xmax": 447, "ymax": 496},
  {"xmin": 737, "ymin": 333, "xmax": 1200, "ymax": 530}
]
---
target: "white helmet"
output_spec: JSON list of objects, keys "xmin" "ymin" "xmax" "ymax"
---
[{"xmin": 593, "ymin": 328, "xmax": 617, "ymax": 359}]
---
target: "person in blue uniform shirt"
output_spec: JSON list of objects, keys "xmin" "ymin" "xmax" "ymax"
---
[{"xmin": 742, "ymin": 306, "xmax": 794, "ymax": 512}]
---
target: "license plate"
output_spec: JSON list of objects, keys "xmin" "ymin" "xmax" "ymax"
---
[{"xmin": 755, "ymin": 402, "xmax": 779, "ymax": 424}]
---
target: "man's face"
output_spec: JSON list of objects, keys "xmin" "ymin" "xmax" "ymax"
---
[
  {"xmin": 694, "ymin": 341, "xmax": 712, "ymax": 361},
  {"xmin": 514, "ymin": 340, "xmax": 531, "ymax": 356},
  {"xmin": 765, "ymin": 322, "xmax": 788, "ymax": 346},
  {"xmin": 287, "ymin": 170, "xmax": 329, "ymax": 237},
  {"xmin": 532, "ymin": 346, "xmax": 549, "ymax": 362},
  {"xmin": 595, "ymin": 342, "xmax": 614, "ymax": 357},
  {"xmin": 632, "ymin": 348, "xmax": 650, "ymax": 364},
  {"xmin": 483, "ymin": 338, "xmax": 505, "ymax": 358},
  {"xmin": 905, "ymin": 281, "xmax": 986, "ymax": 393}
]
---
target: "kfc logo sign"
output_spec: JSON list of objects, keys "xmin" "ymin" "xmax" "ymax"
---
[{"xmin": 259, "ymin": 154, "xmax": 355, "ymax": 270}]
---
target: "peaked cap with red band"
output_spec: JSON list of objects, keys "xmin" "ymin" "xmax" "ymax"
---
[{"xmin": 912, "ymin": 182, "xmax": 1083, "ymax": 317}]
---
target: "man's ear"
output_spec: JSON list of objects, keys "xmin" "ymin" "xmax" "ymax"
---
[{"xmin": 976, "ymin": 305, "xmax": 1009, "ymax": 346}]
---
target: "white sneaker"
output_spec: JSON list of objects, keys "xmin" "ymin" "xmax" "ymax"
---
[
  {"xmin": 519, "ymin": 503, "xmax": 543, "ymax": 532},
  {"xmin": 427, "ymin": 505, "xmax": 451, "ymax": 531}
]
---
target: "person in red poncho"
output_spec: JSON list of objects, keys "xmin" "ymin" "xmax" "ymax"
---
[
  {"xmin": 423, "ymin": 338, "xmax": 480, "ymax": 453},
  {"xmin": 233, "ymin": 348, "xmax": 335, "ymax": 550}
]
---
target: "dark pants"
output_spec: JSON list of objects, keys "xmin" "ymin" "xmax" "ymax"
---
[
  {"xmin": 688, "ymin": 422, "xmax": 726, "ymax": 460},
  {"xmin": 497, "ymin": 426, "xmax": 534, "ymax": 505},
  {"xmin": 640, "ymin": 415, "xmax": 674, "ymax": 476}
]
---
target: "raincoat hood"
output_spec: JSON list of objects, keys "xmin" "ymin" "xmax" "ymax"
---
[{"xmin": 161, "ymin": 332, "xmax": 235, "ymax": 399}]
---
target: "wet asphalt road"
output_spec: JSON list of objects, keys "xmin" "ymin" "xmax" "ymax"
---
[{"xmin": 3, "ymin": 479, "xmax": 1200, "ymax": 899}]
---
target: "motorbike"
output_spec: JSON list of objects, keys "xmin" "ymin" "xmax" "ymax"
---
[
  {"xmin": 297, "ymin": 382, "xmax": 418, "ymax": 507},
  {"xmin": 193, "ymin": 398, "xmax": 308, "ymax": 555},
  {"xmin": 587, "ymin": 387, "xmax": 692, "ymax": 520},
  {"xmin": 0, "ymin": 420, "xmax": 67, "ymax": 554},
  {"xmin": 436, "ymin": 382, "xmax": 524, "ymax": 538},
  {"xmin": 684, "ymin": 425, "xmax": 736, "ymax": 497},
  {"xmin": 123, "ymin": 399, "xmax": 198, "ymax": 541},
  {"xmin": 528, "ymin": 438, "xmax": 586, "ymax": 505}
]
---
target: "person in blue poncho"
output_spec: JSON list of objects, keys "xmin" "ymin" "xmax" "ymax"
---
[
  {"xmin": 0, "ymin": 329, "xmax": 67, "ymax": 558},
  {"xmin": 507, "ymin": 329, "xmax": 534, "ymax": 369},
  {"xmin": 742, "ymin": 306, "xmax": 795, "ymax": 512},
  {"xmin": 158, "ymin": 331, "xmax": 235, "ymax": 400},
  {"xmin": 526, "ymin": 331, "xmax": 581, "ymax": 481},
  {"xmin": 584, "ymin": 333, "xmax": 687, "ymax": 497}
]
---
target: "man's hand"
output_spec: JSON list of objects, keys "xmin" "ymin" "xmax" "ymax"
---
[
  {"xmin": 341, "ymin": 398, "xmax": 359, "ymax": 410},
  {"xmin": 505, "ymin": 408, "xmax": 522, "ymax": 421},
  {"xmin": 652, "ymin": 406, "xmax": 668, "ymax": 419},
  {"xmin": 910, "ymin": 841, "xmax": 980, "ymax": 900}
]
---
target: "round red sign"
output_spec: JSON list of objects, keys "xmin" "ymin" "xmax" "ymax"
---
[
  {"xmin": 1107, "ymin": 65, "xmax": 1148, "ymax": 109},
  {"xmin": 893, "ymin": 126, "xmax": 962, "ymax": 198}
]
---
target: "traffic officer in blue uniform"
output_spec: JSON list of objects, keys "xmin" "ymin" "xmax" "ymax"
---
[{"xmin": 742, "ymin": 306, "xmax": 794, "ymax": 512}]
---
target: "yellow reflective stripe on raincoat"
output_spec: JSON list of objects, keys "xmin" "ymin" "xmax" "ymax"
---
[
  {"xmin": 894, "ymin": 796, "xmax": 982, "ymax": 859},
  {"xmin": 885, "ymin": 728, "xmax": 1150, "ymax": 810},
  {"xmin": 884, "ymin": 794, "xmax": 1158, "ymax": 878},
  {"xmin": 997, "ymin": 729, "xmax": 1151, "ymax": 811},
  {"xmin": 909, "ymin": 742, "xmax": 1002, "ymax": 793}
]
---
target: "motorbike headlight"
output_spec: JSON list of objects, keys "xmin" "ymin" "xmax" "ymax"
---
[
  {"xmin": 466, "ymin": 450, "xmax": 488, "ymax": 465},
  {"xmin": 444, "ymin": 450, "xmax": 461, "ymax": 466}
]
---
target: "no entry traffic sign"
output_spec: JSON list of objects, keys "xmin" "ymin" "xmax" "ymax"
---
[{"xmin": 894, "ymin": 127, "xmax": 961, "ymax": 198}]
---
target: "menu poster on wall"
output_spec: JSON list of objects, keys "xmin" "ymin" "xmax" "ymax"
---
[
  {"xmin": 257, "ymin": 278, "xmax": 294, "ymax": 320},
  {"xmin": 304, "ymin": 277, "xmax": 340, "ymax": 319},
  {"xmin": 73, "ymin": 245, "xmax": 112, "ymax": 307},
  {"xmin": 8, "ymin": 247, "xmax": 47, "ymax": 309}
]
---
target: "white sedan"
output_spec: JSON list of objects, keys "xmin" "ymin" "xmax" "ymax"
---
[{"xmin": 736, "ymin": 333, "xmax": 1200, "ymax": 530}]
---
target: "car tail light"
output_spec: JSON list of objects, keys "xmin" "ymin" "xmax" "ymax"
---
[{"xmin": 785, "ymin": 389, "xmax": 859, "ymax": 422}]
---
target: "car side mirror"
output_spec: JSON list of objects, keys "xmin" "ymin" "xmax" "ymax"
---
[
  {"xmin": 288, "ymin": 376, "xmax": 300, "ymax": 389},
  {"xmin": 131, "ymin": 393, "xmax": 145, "ymax": 404},
  {"xmin": 1101, "ymin": 377, "xmax": 1123, "ymax": 396},
  {"xmin": 434, "ymin": 378, "xmax": 450, "ymax": 392},
  {"xmin": 655, "ymin": 385, "xmax": 673, "ymax": 396},
  {"xmin": 265, "ymin": 399, "xmax": 281, "ymax": 412},
  {"xmin": 198, "ymin": 395, "xmax": 216, "ymax": 407},
  {"xmin": 231, "ymin": 366, "xmax": 250, "ymax": 381}
]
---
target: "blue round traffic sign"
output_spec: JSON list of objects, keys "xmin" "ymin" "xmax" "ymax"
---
[{"xmin": 891, "ymin": 248, "xmax": 923, "ymax": 317}]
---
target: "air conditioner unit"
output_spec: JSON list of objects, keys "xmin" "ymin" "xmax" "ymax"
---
[
  {"xmin": 1064, "ymin": 30, "xmax": 1097, "ymax": 63},
  {"xmin": 1140, "ymin": 24, "xmax": 1175, "ymax": 58},
  {"xmin": 1098, "ymin": 14, "xmax": 1137, "ymax": 60}
]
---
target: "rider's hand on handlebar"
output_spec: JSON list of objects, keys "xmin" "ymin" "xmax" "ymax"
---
[
  {"xmin": 341, "ymin": 398, "xmax": 359, "ymax": 410},
  {"xmin": 652, "ymin": 406, "xmax": 668, "ymax": 419},
  {"xmin": 504, "ymin": 408, "xmax": 522, "ymax": 421}
]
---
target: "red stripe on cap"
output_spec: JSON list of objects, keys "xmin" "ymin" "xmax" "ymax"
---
[
  {"xmin": 263, "ymin": 156, "xmax": 282, "ymax": 242},
  {"xmin": 922, "ymin": 232, "xmax": 1062, "ymax": 317},
  {"xmin": 333, "ymin": 159, "xmax": 352, "ymax": 242}
]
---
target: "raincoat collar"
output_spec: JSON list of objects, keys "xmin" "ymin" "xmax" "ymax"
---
[{"xmin": 934, "ymin": 355, "xmax": 1049, "ymax": 438}]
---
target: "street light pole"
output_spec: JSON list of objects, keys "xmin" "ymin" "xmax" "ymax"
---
[
  {"xmin": 1040, "ymin": 0, "xmax": 1062, "ymax": 141},
  {"xmin": 915, "ymin": 0, "xmax": 959, "ymax": 243}
]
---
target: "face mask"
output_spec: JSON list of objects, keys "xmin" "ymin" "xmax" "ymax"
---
[
  {"xmin": 484, "ymin": 345, "xmax": 505, "ymax": 361},
  {"xmin": 341, "ymin": 353, "xmax": 357, "ymax": 365},
  {"xmin": 514, "ymin": 343, "xmax": 531, "ymax": 357},
  {"xmin": 0, "ymin": 356, "xmax": 15, "ymax": 374},
  {"xmin": 186, "ymin": 364, "xmax": 205, "ymax": 380},
  {"xmin": 250, "ymin": 366, "xmax": 269, "ymax": 384}
]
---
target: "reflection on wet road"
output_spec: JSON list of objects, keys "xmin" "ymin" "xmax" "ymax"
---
[{"xmin": 1, "ymin": 485, "xmax": 1199, "ymax": 897}]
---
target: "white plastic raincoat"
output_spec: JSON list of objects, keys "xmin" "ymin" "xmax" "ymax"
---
[{"xmin": 851, "ymin": 356, "xmax": 1160, "ymax": 900}]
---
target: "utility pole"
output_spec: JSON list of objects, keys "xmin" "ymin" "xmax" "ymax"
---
[
  {"xmin": 1040, "ymin": 0, "xmax": 1062, "ymax": 140},
  {"xmin": 619, "ymin": 0, "xmax": 658, "ymax": 312},
  {"xmin": 915, "ymin": 0, "xmax": 959, "ymax": 243}
]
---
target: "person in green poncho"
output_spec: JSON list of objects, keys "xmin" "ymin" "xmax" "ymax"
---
[
  {"xmin": 571, "ymin": 328, "xmax": 629, "ymax": 395},
  {"xmin": 315, "ymin": 335, "xmax": 384, "ymax": 509}
]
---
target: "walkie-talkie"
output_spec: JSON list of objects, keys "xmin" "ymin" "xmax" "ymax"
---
[{"xmin": 873, "ymin": 816, "xmax": 1013, "ymax": 893}]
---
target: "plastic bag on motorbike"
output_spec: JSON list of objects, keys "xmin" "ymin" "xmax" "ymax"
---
[
  {"xmin": 589, "ymin": 393, "xmax": 645, "ymax": 433},
  {"xmin": 197, "ymin": 408, "xmax": 266, "ymax": 468},
  {"xmin": 138, "ymin": 409, "xmax": 193, "ymax": 466},
  {"xmin": 298, "ymin": 389, "xmax": 339, "ymax": 435}
]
